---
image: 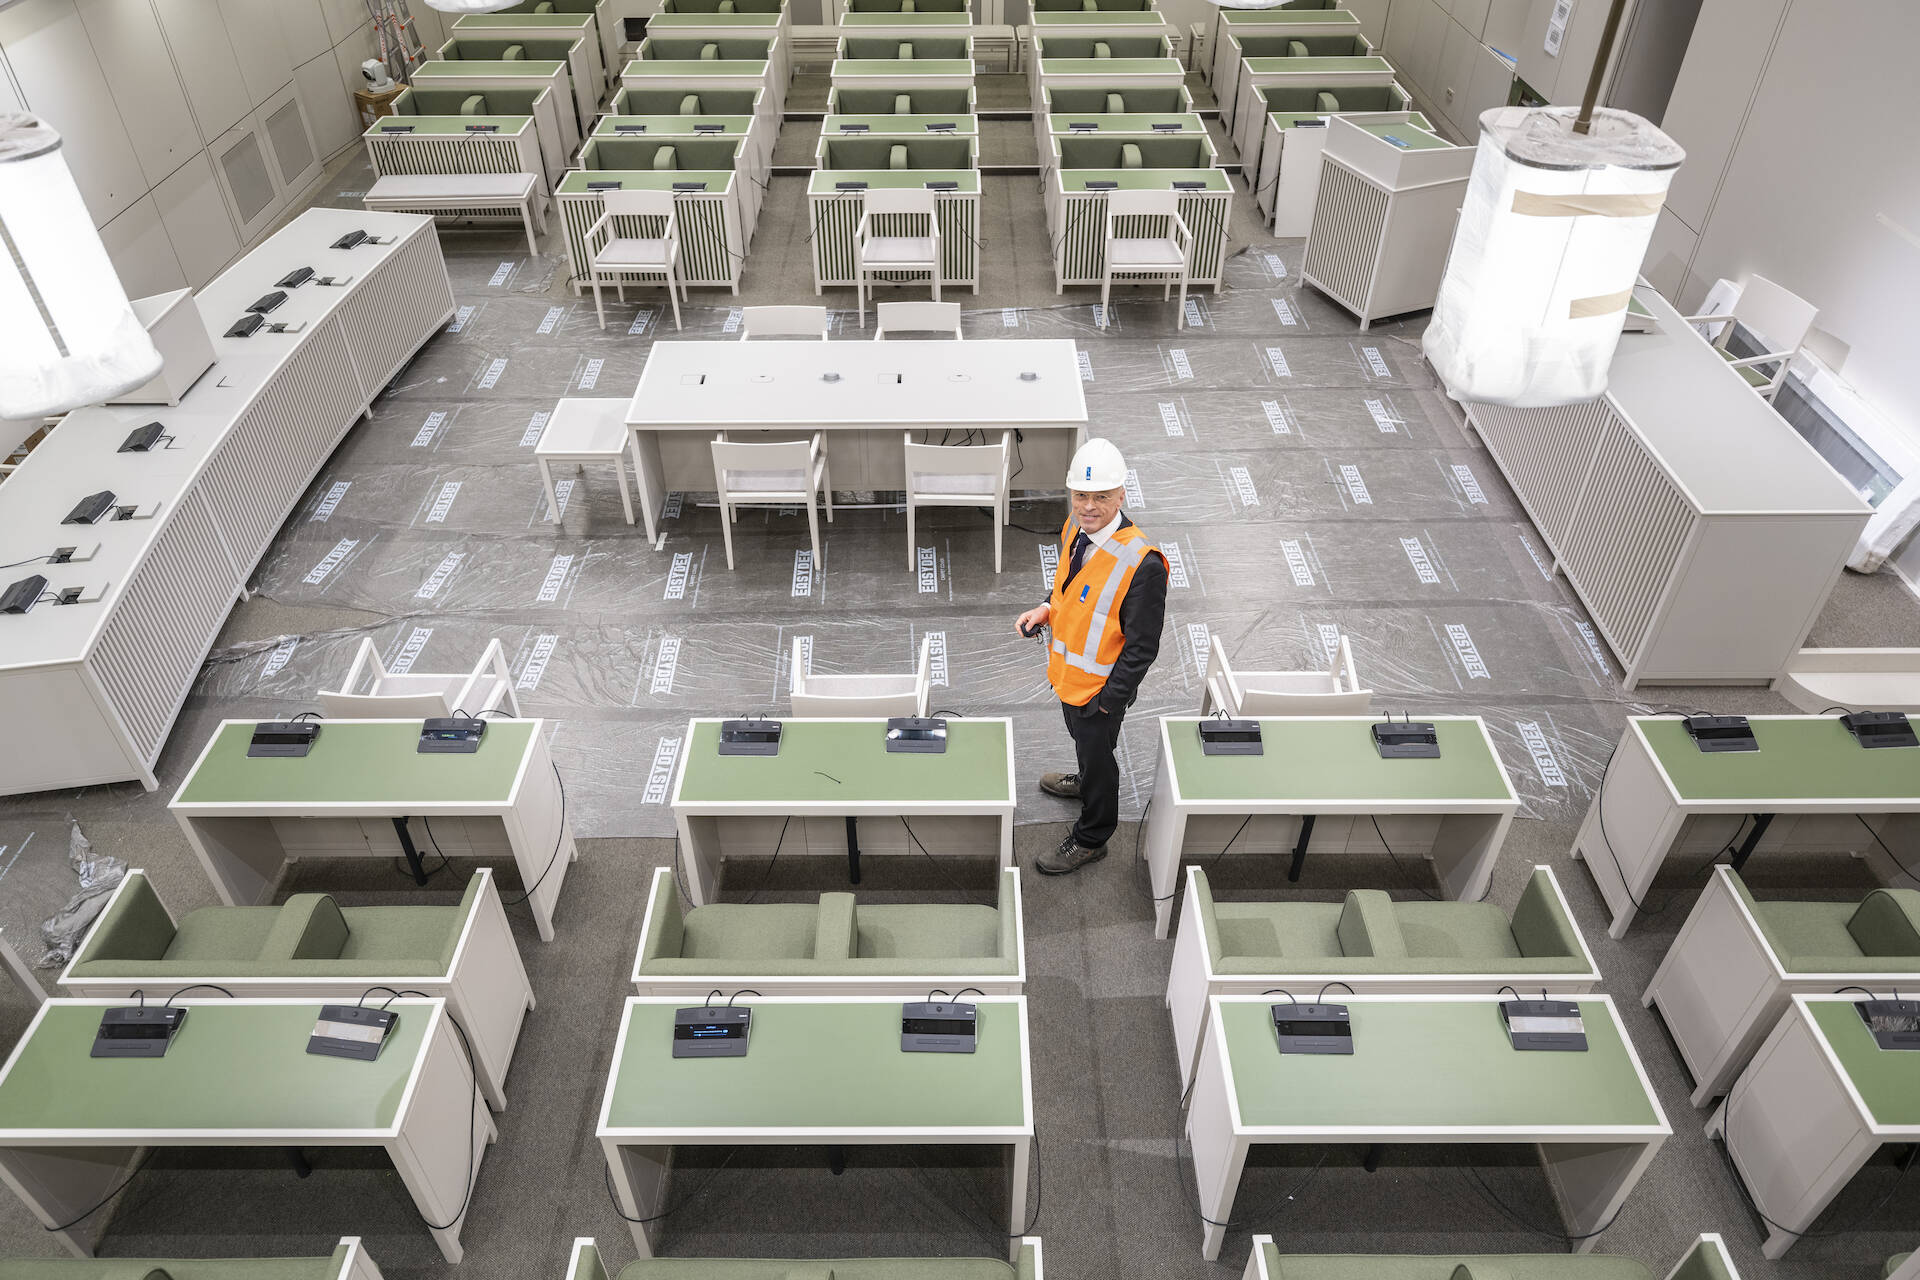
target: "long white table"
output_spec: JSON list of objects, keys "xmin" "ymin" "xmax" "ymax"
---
[
  {"xmin": 0, "ymin": 209, "xmax": 454, "ymax": 796},
  {"xmin": 622, "ymin": 338, "xmax": 1088, "ymax": 540}
]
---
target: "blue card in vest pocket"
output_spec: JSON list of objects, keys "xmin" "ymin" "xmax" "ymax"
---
[{"xmin": 1080, "ymin": 584, "xmax": 1090, "ymax": 601}]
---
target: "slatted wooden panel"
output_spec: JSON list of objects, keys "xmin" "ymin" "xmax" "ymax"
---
[
  {"xmin": 1467, "ymin": 398, "xmax": 1612, "ymax": 551},
  {"xmin": 1559, "ymin": 420, "xmax": 1697, "ymax": 665},
  {"xmin": 1301, "ymin": 158, "xmax": 1386, "ymax": 317}
]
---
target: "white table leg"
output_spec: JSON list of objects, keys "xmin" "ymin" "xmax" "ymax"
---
[
  {"xmin": 177, "ymin": 815, "xmax": 286, "ymax": 907},
  {"xmin": 1185, "ymin": 1028, "xmax": 1247, "ymax": 1260},
  {"xmin": 613, "ymin": 453, "xmax": 636, "ymax": 525},
  {"xmin": 627, "ymin": 429, "xmax": 667, "ymax": 543},
  {"xmin": 1540, "ymin": 1137, "xmax": 1663, "ymax": 1252},
  {"xmin": 1008, "ymin": 1136, "xmax": 1031, "ymax": 1261},
  {"xmin": 521, "ymin": 202, "xmax": 539, "ymax": 258},
  {"xmin": 604, "ymin": 1139, "xmax": 670, "ymax": 1258},
  {"xmin": 1432, "ymin": 812, "xmax": 1507, "ymax": 902},
  {"xmin": 679, "ymin": 814, "xmax": 717, "ymax": 907},
  {"xmin": 540, "ymin": 458, "xmax": 562, "ymax": 523},
  {"xmin": 0, "ymin": 1145, "xmax": 137, "ymax": 1257},
  {"xmin": 1142, "ymin": 773, "xmax": 1185, "ymax": 938},
  {"xmin": 388, "ymin": 1015, "xmax": 497, "ymax": 1264}
]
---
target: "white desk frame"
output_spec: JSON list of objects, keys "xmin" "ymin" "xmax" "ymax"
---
[
  {"xmin": 622, "ymin": 340, "xmax": 1088, "ymax": 542},
  {"xmin": 1708, "ymin": 995, "xmax": 1917, "ymax": 1259},
  {"xmin": 0, "ymin": 929, "xmax": 38, "ymax": 1004},
  {"xmin": 1189, "ymin": 994, "xmax": 1669, "ymax": 1262},
  {"xmin": 597, "ymin": 994, "xmax": 1033, "ymax": 1261},
  {"xmin": 0, "ymin": 998, "xmax": 491, "ymax": 1263},
  {"xmin": 1142, "ymin": 716, "xmax": 1520, "ymax": 938},
  {"xmin": 169, "ymin": 720, "xmax": 577, "ymax": 943},
  {"xmin": 1572, "ymin": 717, "xmax": 1920, "ymax": 939},
  {"xmin": 670, "ymin": 716, "xmax": 1017, "ymax": 906},
  {"xmin": 1242, "ymin": 1232, "xmax": 1743, "ymax": 1280}
]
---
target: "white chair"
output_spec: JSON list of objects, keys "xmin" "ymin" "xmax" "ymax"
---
[
  {"xmin": 711, "ymin": 432, "xmax": 834, "ymax": 572},
  {"xmin": 790, "ymin": 634, "xmax": 932, "ymax": 717},
  {"xmin": 1199, "ymin": 634, "xmax": 1372, "ymax": 716},
  {"xmin": 741, "ymin": 305, "xmax": 830, "ymax": 340},
  {"xmin": 585, "ymin": 189, "xmax": 684, "ymax": 332},
  {"xmin": 855, "ymin": 188, "xmax": 941, "ymax": 327},
  {"xmin": 534, "ymin": 397, "xmax": 634, "ymax": 525},
  {"xmin": 873, "ymin": 300, "xmax": 963, "ymax": 340},
  {"xmin": 904, "ymin": 431, "xmax": 1011, "ymax": 573},
  {"xmin": 1101, "ymin": 189, "xmax": 1193, "ymax": 329},
  {"xmin": 1683, "ymin": 274, "xmax": 1818, "ymax": 402},
  {"xmin": 319, "ymin": 638, "xmax": 522, "ymax": 720}
]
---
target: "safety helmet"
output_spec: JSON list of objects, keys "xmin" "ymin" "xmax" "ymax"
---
[{"xmin": 1066, "ymin": 438, "xmax": 1126, "ymax": 491}]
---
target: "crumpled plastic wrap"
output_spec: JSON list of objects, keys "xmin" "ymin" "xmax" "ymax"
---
[
  {"xmin": 1424, "ymin": 106, "xmax": 1683, "ymax": 409},
  {"xmin": 37, "ymin": 820, "xmax": 125, "ymax": 967}
]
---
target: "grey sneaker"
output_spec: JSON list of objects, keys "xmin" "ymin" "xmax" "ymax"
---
[
  {"xmin": 1039, "ymin": 771, "xmax": 1081, "ymax": 799},
  {"xmin": 1036, "ymin": 833, "xmax": 1107, "ymax": 876}
]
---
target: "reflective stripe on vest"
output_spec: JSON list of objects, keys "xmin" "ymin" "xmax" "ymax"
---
[{"xmin": 1046, "ymin": 518, "xmax": 1155, "ymax": 703}]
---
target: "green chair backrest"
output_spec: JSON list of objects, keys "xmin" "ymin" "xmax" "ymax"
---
[
  {"xmin": 503, "ymin": 43, "xmax": 525, "ymax": 59},
  {"xmin": 1848, "ymin": 889, "xmax": 1920, "ymax": 957},
  {"xmin": 1288, "ymin": 39, "xmax": 1308, "ymax": 57},
  {"xmin": 895, "ymin": 93, "xmax": 913, "ymax": 114},
  {"xmin": 460, "ymin": 93, "xmax": 488, "ymax": 114},
  {"xmin": 890, "ymin": 143, "xmax": 908, "ymax": 168},
  {"xmin": 1315, "ymin": 90, "xmax": 1339, "ymax": 112},
  {"xmin": 701, "ymin": 42, "xmax": 720, "ymax": 58},
  {"xmin": 654, "ymin": 144, "xmax": 678, "ymax": 170},
  {"xmin": 1120, "ymin": 142, "xmax": 1141, "ymax": 168},
  {"xmin": 1093, "ymin": 40, "xmax": 1111, "ymax": 56},
  {"xmin": 681, "ymin": 93, "xmax": 702, "ymax": 113},
  {"xmin": 1105, "ymin": 93, "xmax": 1124, "ymax": 113}
]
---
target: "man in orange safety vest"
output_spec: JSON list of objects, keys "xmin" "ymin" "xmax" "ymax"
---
[{"xmin": 1015, "ymin": 438, "xmax": 1167, "ymax": 875}]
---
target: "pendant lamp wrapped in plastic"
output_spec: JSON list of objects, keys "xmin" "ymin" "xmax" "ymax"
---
[
  {"xmin": 0, "ymin": 115, "xmax": 161, "ymax": 418},
  {"xmin": 422, "ymin": 0, "xmax": 521, "ymax": 12},
  {"xmin": 1423, "ymin": 105, "xmax": 1682, "ymax": 408}
]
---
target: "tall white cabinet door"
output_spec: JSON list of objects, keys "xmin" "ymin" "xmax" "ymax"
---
[
  {"xmin": 154, "ymin": 0, "xmax": 253, "ymax": 138},
  {"xmin": 99, "ymin": 195, "xmax": 188, "ymax": 298},
  {"xmin": 77, "ymin": 0, "xmax": 202, "ymax": 190},
  {"xmin": 153, "ymin": 151, "xmax": 241, "ymax": 287},
  {"xmin": 220, "ymin": 0, "xmax": 295, "ymax": 106},
  {"xmin": 0, "ymin": 0, "xmax": 146, "ymax": 225}
]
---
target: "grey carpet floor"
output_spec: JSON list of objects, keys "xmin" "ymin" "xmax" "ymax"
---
[{"xmin": 2, "ymin": 69, "xmax": 1918, "ymax": 1280}]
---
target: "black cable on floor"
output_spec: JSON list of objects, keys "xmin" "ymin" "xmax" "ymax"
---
[{"xmin": 603, "ymin": 1151, "xmax": 738, "ymax": 1225}]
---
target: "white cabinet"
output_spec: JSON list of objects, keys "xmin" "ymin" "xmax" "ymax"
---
[
  {"xmin": 155, "ymin": 0, "xmax": 254, "ymax": 138},
  {"xmin": 153, "ymin": 151, "xmax": 241, "ymax": 287},
  {"xmin": 295, "ymin": 49, "xmax": 359, "ymax": 160},
  {"xmin": 207, "ymin": 85, "xmax": 319, "ymax": 240},
  {"xmin": 98, "ymin": 195, "xmax": 188, "ymax": 298},
  {"xmin": 273, "ymin": 0, "xmax": 335, "ymax": 65},
  {"xmin": 220, "ymin": 0, "xmax": 295, "ymax": 106},
  {"xmin": 77, "ymin": 0, "xmax": 203, "ymax": 189}
]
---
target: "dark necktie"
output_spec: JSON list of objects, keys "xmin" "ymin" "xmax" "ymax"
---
[{"xmin": 1069, "ymin": 531, "xmax": 1092, "ymax": 580}]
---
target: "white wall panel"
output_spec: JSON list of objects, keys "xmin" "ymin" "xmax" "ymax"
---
[
  {"xmin": 316, "ymin": 0, "xmax": 361, "ymax": 45},
  {"xmin": 295, "ymin": 49, "xmax": 357, "ymax": 159},
  {"xmin": 1435, "ymin": 14, "xmax": 1480, "ymax": 132},
  {"xmin": 77, "ymin": 0, "xmax": 202, "ymax": 189},
  {"xmin": 99, "ymin": 194, "xmax": 187, "ymax": 298},
  {"xmin": 329, "ymin": 21, "xmax": 382, "ymax": 117},
  {"xmin": 1642, "ymin": 205, "xmax": 1699, "ymax": 305},
  {"xmin": 1659, "ymin": 0, "xmax": 1785, "ymax": 233},
  {"xmin": 0, "ymin": 0, "xmax": 145, "ymax": 225},
  {"xmin": 154, "ymin": 0, "xmax": 252, "ymax": 138},
  {"xmin": 1346, "ymin": 0, "xmax": 1389, "ymax": 47},
  {"xmin": 221, "ymin": 0, "xmax": 294, "ymax": 107},
  {"xmin": 274, "ymin": 0, "xmax": 332, "ymax": 64},
  {"xmin": 1482, "ymin": 0, "xmax": 1528, "ymax": 55},
  {"xmin": 152, "ymin": 149, "xmax": 239, "ymax": 287},
  {"xmin": 1447, "ymin": 0, "xmax": 1490, "ymax": 41}
]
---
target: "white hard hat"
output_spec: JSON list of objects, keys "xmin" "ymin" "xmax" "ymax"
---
[{"xmin": 1067, "ymin": 438, "xmax": 1126, "ymax": 491}]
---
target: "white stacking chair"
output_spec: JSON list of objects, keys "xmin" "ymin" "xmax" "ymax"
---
[
  {"xmin": 1683, "ymin": 274, "xmax": 1818, "ymax": 403},
  {"xmin": 319, "ymin": 638, "xmax": 522, "ymax": 720},
  {"xmin": 790, "ymin": 634, "xmax": 932, "ymax": 717},
  {"xmin": 903, "ymin": 431, "xmax": 1011, "ymax": 573},
  {"xmin": 1199, "ymin": 634, "xmax": 1372, "ymax": 716},
  {"xmin": 741, "ymin": 305, "xmax": 830, "ymax": 340},
  {"xmin": 1101, "ymin": 189, "xmax": 1193, "ymax": 329},
  {"xmin": 873, "ymin": 300, "xmax": 963, "ymax": 340},
  {"xmin": 855, "ymin": 188, "xmax": 941, "ymax": 327},
  {"xmin": 711, "ymin": 432, "xmax": 833, "ymax": 572},
  {"xmin": 585, "ymin": 189, "xmax": 684, "ymax": 332}
]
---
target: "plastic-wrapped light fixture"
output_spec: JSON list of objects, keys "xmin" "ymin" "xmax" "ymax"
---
[
  {"xmin": 0, "ymin": 115, "xmax": 162, "ymax": 418},
  {"xmin": 422, "ymin": 0, "xmax": 523, "ymax": 11},
  {"xmin": 1422, "ymin": 105, "xmax": 1683, "ymax": 408}
]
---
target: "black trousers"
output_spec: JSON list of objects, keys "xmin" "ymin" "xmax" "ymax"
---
[{"xmin": 1061, "ymin": 697, "xmax": 1126, "ymax": 849}]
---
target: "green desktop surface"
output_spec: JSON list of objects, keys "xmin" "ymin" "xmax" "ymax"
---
[
  {"xmin": 560, "ymin": 170, "xmax": 737, "ymax": 191},
  {"xmin": 1808, "ymin": 1001, "xmax": 1920, "ymax": 1128},
  {"xmin": 454, "ymin": 12, "xmax": 592, "ymax": 29},
  {"xmin": 594, "ymin": 116, "xmax": 754, "ymax": 136},
  {"xmin": 1638, "ymin": 717, "xmax": 1920, "ymax": 802},
  {"xmin": 1165, "ymin": 717, "xmax": 1509, "ymax": 803},
  {"xmin": 1222, "ymin": 1000, "xmax": 1660, "ymax": 1129},
  {"xmin": 841, "ymin": 11, "xmax": 972, "ymax": 24},
  {"xmin": 1058, "ymin": 170, "xmax": 1229, "ymax": 190},
  {"xmin": 647, "ymin": 12, "xmax": 783, "ymax": 27},
  {"xmin": 0, "ymin": 1003, "xmax": 428, "ymax": 1133},
  {"xmin": 808, "ymin": 169, "xmax": 980, "ymax": 191},
  {"xmin": 1270, "ymin": 110, "xmax": 1431, "ymax": 131},
  {"xmin": 368, "ymin": 116, "xmax": 529, "ymax": 134},
  {"xmin": 1048, "ymin": 113, "xmax": 1205, "ymax": 134},
  {"xmin": 1243, "ymin": 55, "xmax": 1393, "ymax": 75},
  {"xmin": 832, "ymin": 59, "xmax": 975, "ymax": 76},
  {"xmin": 822, "ymin": 114, "xmax": 979, "ymax": 134},
  {"xmin": 414, "ymin": 59, "xmax": 565, "ymax": 78},
  {"xmin": 175, "ymin": 721, "xmax": 534, "ymax": 806},
  {"xmin": 603, "ymin": 1002, "xmax": 1025, "ymax": 1130},
  {"xmin": 676, "ymin": 719, "xmax": 1008, "ymax": 803},
  {"xmin": 624, "ymin": 60, "xmax": 770, "ymax": 75},
  {"xmin": 1037, "ymin": 57, "xmax": 1180, "ymax": 74},
  {"xmin": 1030, "ymin": 10, "xmax": 1170, "ymax": 24},
  {"xmin": 1220, "ymin": 8, "xmax": 1357, "ymax": 24}
]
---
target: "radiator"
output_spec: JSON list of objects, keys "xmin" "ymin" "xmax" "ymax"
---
[
  {"xmin": 1300, "ymin": 159, "xmax": 1386, "ymax": 319},
  {"xmin": 561, "ymin": 189, "xmax": 746, "ymax": 289},
  {"xmin": 363, "ymin": 130, "xmax": 546, "ymax": 194},
  {"xmin": 1048, "ymin": 188, "xmax": 1231, "ymax": 288}
]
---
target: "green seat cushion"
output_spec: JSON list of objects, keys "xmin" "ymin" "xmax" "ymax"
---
[
  {"xmin": 1753, "ymin": 900, "xmax": 1863, "ymax": 966},
  {"xmin": 618, "ymin": 1260, "xmax": 1014, "ymax": 1279},
  {"xmin": 682, "ymin": 904, "xmax": 819, "ymax": 960},
  {"xmin": 163, "ymin": 907, "xmax": 282, "ymax": 962},
  {"xmin": 1394, "ymin": 901, "xmax": 1523, "ymax": 960},
  {"xmin": 1887, "ymin": 1255, "xmax": 1913, "ymax": 1279},
  {"xmin": 336, "ymin": 906, "xmax": 463, "ymax": 963},
  {"xmin": 855, "ymin": 905, "xmax": 999, "ymax": 959},
  {"xmin": 1716, "ymin": 347, "xmax": 1774, "ymax": 387},
  {"xmin": 1263, "ymin": 1255, "xmax": 1652, "ymax": 1280},
  {"xmin": 1847, "ymin": 889, "xmax": 1920, "ymax": 956},
  {"xmin": 0, "ymin": 1259, "xmax": 342, "ymax": 1279},
  {"xmin": 1213, "ymin": 902, "xmax": 1343, "ymax": 965}
]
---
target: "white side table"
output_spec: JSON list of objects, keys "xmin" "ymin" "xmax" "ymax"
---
[{"xmin": 535, "ymin": 397, "xmax": 634, "ymax": 524}]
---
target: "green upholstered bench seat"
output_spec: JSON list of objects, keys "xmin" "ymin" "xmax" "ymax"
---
[
  {"xmin": 1196, "ymin": 866, "xmax": 1590, "ymax": 976},
  {"xmin": 638, "ymin": 868, "xmax": 1020, "ymax": 978},
  {"xmin": 1887, "ymin": 1253, "xmax": 1913, "ymax": 1278},
  {"xmin": 1731, "ymin": 871, "xmax": 1920, "ymax": 972},
  {"xmin": 0, "ymin": 1239, "xmax": 353, "ymax": 1280},
  {"xmin": 65, "ymin": 872, "xmax": 478, "ymax": 979},
  {"xmin": 572, "ymin": 1237, "xmax": 1040, "ymax": 1280}
]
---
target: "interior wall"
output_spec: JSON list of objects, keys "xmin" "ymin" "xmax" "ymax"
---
[
  {"xmin": 0, "ymin": 0, "xmax": 451, "ymax": 300},
  {"xmin": 1652, "ymin": 0, "xmax": 1920, "ymax": 458}
]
